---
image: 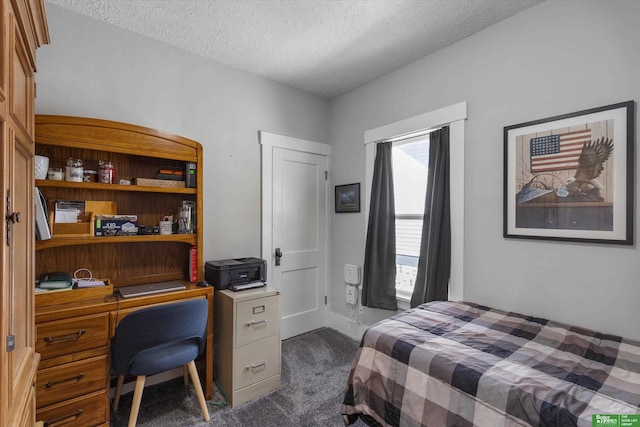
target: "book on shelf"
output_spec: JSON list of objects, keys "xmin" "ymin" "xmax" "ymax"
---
[
  {"xmin": 156, "ymin": 173, "xmax": 185, "ymax": 181},
  {"xmin": 158, "ymin": 166, "xmax": 184, "ymax": 175},
  {"xmin": 35, "ymin": 187, "xmax": 51, "ymax": 240},
  {"xmin": 188, "ymin": 245, "xmax": 197, "ymax": 283},
  {"xmin": 185, "ymin": 162, "xmax": 196, "ymax": 188}
]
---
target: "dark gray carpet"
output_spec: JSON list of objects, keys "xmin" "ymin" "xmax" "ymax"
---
[{"xmin": 110, "ymin": 327, "xmax": 368, "ymax": 426}]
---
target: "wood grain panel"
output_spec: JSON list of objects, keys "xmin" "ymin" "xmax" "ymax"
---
[
  {"xmin": 38, "ymin": 186, "xmax": 195, "ymax": 230},
  {"xmin": 35, "ymin": 115, "xmax": 199, "ymax": 161},
  {"xmin": 10, "ymin": 20, "xmax": 33, "ymax": 137},
  {"xmin": 36, "ymin": 241, "xmax": 190, "ymax": 286},
  {"xmin": 2, "ymin": 2, "xmax": 47, "ymax": 425},
  {"xmin": 36, "ymin": 313, "xmax": 109, "ymax": 360},
  {"xmin": 36, "ymin": 390, "xmax": 110, "ymax": 427},
  {"xmin": 34, "ymin": 145, "xmax": 188, "ymax": 183},
  {"xmin": 36, "ymin": 355, "xmax": 109, "ymax": 408}
]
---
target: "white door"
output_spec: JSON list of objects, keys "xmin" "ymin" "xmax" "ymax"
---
[{"xmin": 260, "ymin": 132, "xmax": 330, "ymax": 339}]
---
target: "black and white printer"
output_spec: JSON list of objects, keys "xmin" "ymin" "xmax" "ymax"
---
[{"xmin": 204, "ymin": 257, "xmax": 266, "ymax": 291}]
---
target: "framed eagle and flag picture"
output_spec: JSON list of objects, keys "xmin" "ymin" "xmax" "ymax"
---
[{"xmin": 504, "ymin": 101, "xmax": 634, "ymax": 244}]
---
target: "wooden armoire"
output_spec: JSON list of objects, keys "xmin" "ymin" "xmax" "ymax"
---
[{"xmin": 1, "ymin": 1, "xmax": 49, "ymax": 426}]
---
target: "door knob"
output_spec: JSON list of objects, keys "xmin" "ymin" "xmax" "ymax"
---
[{"xmin": 275, "ymin": 248, "xmax": 283, "ymax": 266}]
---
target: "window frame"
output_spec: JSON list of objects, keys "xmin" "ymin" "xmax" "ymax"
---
[{"xmin": 364, "ymin": 102, "xmax": 467, "ymax": 309}]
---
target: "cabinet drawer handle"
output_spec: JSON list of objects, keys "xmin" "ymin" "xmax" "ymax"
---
[
  {"xmin": 245, "ymin": 319, "xmax": 267, "ymax": 327},
  {"xmin": 246, "ymin": 361, "xmax": 266, "ymax": 371},
  {"xmin": 44, "ymin": 329, "xmax": 86, "ymax": 343},
  {"xmin": 44, "ymin": 373, "xmax": 85, "ymax": 389},
  {"xmin": 44, "ymin": 409, "xmax": 84, "ymax": 427}
]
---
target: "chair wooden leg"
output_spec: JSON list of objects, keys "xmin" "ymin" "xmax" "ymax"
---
[
  {"xmin": 187, "ymin": 360, "xmax": 210, "ymax": 422},
  {"xmin": 113, "ymin": 375, "xmax": 124, "ymax": 411},
  {"xmin": 128, "ymin": 375, "xmax": 146, "ymax": 427}
]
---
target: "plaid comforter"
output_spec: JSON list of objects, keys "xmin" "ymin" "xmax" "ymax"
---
[{"xmin": 342, "ymin": 301, "xmax": 640, "ymax": 427}]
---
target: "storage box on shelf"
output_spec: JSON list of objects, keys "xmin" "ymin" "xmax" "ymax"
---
[
  {"xmin": 46, "ymin": 200, "xmax": 117, "ymax": 237},
  {"xmin": 133, "ymin": 177, "xmax": 186, "ymax": 188},
  {"xmin": 35, "ymin": 282, "xmax": 113, "ymax": 307}
]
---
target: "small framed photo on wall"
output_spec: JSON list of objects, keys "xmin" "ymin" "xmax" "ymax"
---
[
  {"xmin": 503, "ymin": 100, "xmax": 634, "ymax": 244},
  {"xmin": 335, "ymin": 183, "xmax": 360, "ymax": 213}
]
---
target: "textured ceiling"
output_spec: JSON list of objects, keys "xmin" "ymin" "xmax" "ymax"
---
[{"xmin": 45, "ymin": 0, "xmax": 544, "ymax": 99}]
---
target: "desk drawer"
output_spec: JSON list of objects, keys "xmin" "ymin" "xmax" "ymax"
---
[
  {"xmin": 36, "ymin": 390, "xmax": 109, "ymax": 427},
  {"xmin": 235, "ymin": 295, "xmax": 279, "ymax": 346},
  {"xmin": 234, "ymin": 334, "xmax": 280, "ymax": 390},
  {"xmin": 36, "ymin": 313, "xmax": 109, "ymax": 360},
  {"xmin": 36, "ymin": 355, "xmax": 109, "ymax": 408}
]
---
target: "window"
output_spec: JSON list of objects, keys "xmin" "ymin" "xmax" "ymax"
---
[
  {"xmin": 392, "ymin": 136, "xmax": 429, "ymax": 301},
  {"xmin": 364, "ymin": 101, "xmax": 467, "ymax": 305}
]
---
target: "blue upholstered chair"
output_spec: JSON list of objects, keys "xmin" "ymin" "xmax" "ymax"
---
[{"xmin": 111, "ymin": 299, "xmax": 210, "ymax": 426}]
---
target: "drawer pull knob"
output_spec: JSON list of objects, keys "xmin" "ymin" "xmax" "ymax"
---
[
  {"xmin": 247, "ymin": 361, "xmax": 267, "ymax": 371},
  {"xmin": 44, "ymin": 373, "xmax": 85, "ymax": 389},
  {"xmin": 44, "ymin": 329, "xmax": 86, "ymax": 343},
  {"xmin": 44, "ymin": 409, "xmax": 84, "ymax": 427},
  {"xmin": 246, "ymin": 319, "xmax": 267, "ymax": 327}
]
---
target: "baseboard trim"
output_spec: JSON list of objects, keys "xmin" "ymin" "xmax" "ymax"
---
[{"xmin": 327, "ymin": 308, "xmax": 368, "ymax": 341}]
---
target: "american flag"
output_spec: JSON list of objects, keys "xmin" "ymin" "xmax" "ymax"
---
[{"xmin": 529, "ymin": 129, "xmax": 591, "ymax": 173}]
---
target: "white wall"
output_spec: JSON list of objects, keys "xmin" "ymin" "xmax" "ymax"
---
[
  {"xmin": 36, "ymin": 1, "xmax": 640, "ymax": 342},
  {"xmin": 329, "ymin": 0, "xmax": 640, "ymax": 340},
  {"xmin": 35, "ymin": 5, "xmax": 330, "ymax": 263}
]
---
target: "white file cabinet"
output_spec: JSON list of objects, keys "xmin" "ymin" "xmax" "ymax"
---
[{"xmin": 214, "ymin": 287, "xmax": 281, "ymax": 407}]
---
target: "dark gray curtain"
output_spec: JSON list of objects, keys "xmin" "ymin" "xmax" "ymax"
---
[
  {"xmin": 362, "ymin": 142, "xmax": 397, "ymax": 310},
  {"xmin": 411, "ymin": 126, "xmax": 451, "ymax": 308}
]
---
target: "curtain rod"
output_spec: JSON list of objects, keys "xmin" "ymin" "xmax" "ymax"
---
[{"xmin": 374, "ymin": 125, "xmax": 443, "ymax": 145}]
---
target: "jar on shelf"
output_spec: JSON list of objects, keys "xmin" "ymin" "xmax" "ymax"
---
[
  {"xmin": 83, "ymin": 169, "xmax": 98, "ymax": 182},
  {"xmin": 98, "ymin": 160, "xmax": 114, "ymax": 184},
  {"xmin": 47, "ymin": 167, "xmax": 64, "ymax": 181},
  {"xmin": 65, "ymin": 157, "xmax": 83, "ymax": 182}
]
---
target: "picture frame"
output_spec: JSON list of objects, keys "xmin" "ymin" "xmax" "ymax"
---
[
  {"xmin": 335, "ymin": 183, "xmax": 361, "ymax": 213},
  {"xmin": 504, "ymin": 100, "xmax": 634, "ymax": 245}
]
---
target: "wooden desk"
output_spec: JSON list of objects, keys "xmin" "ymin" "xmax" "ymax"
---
[{"xmin": 35, "ymin": 284, "xmax": 214, "ymax": 427}]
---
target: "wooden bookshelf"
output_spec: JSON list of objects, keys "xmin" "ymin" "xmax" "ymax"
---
[{"xmin": 35, "ymin": 115, "xmax": 204, "ymax": 288}]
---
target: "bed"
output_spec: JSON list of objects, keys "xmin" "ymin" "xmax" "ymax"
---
[{"xmin": 342, "ymin": 301, "xmax": 640, "ymax": 426}]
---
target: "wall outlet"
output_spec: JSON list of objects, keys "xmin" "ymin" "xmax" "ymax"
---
[
  {"xmin": 346, "ymin": 285, "xmax": 357, "ymax": 305},
  {"xmin": 344, "ymin": 264, "xmax": 360, "ymax": 285}
]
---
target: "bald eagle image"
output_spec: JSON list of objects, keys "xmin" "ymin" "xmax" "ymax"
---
[{"xmin": 565, "ymin": 137, "xmax": 613, "ymax": 200}]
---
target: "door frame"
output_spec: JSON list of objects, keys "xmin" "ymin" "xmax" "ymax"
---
[{"xmin": 259, "ymin": 130, "xmax": 331, "ymax": 313}]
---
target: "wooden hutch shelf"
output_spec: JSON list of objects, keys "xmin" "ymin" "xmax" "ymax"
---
[
  {"xmin": 35, "ymin": 233, "xmax": 197, "ymax": 250},
  {"xmin": 34, "ymin": 114, "xmax": 204, "ymax": 286},
  {"xmin": 36, "ymin": 179, "xmax": 198, "ymax": 194},
  {"xmin": 33, "ymin": 115, "xmax": 209, "ymax": 424}
]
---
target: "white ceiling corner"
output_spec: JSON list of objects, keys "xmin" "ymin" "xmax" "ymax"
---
[{"xmin": 44, "ymin": 0, "xmax": 544, "ymax": 99}]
